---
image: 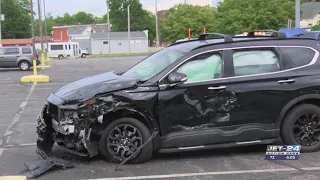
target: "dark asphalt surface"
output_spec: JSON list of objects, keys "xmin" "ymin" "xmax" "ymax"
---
[{"xmin": 0, "ymin": 56, "xmax": 320, "ymax": 180}]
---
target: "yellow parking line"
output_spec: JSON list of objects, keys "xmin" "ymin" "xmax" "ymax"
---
[{"xmin": 0, "ymin": 176, "xmax": 27, "ymax": 180}]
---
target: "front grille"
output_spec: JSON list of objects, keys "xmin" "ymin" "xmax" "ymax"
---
[{"xmin": 48, "ymin": 102, "xmax": 60, "ymax": 121}]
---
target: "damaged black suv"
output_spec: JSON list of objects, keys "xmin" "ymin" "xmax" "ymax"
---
[{"xmin": 37, "ymin": 32, "xmax": 320, "ymax": 164}]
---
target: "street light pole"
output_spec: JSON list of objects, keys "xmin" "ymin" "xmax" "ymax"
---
[
  {"xmin": 106, "ymin": 0, "xmax": 111, "ymax": 54},
  {"xmin": 155, "ymin": 0, "xmax": 159, "ymax": 47},
  {"xmin": 43, "ymin": 0, "xmax": 48, "ymax": 53},
  {"xmin": 128, "ymin": 5, "xmax": 131, "ymax": 54},
  {"xmin": 37, "ymin": 0, "xmax": 44, "ymax": 54},
  {"xmin": 30, "ymin": 0, "xmax": 36, "ymax": 57},
  {"xmin": 295, "ymin": 0, "xmax": 300, "ymax": 28},
  {"xmin": 0, "ymin": 0, "xmax": 2, "ymax": 47}
]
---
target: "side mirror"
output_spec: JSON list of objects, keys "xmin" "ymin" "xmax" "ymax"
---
[{"xmin": 168, "ymin": 72, "xmax": 188, "ymax": 86}]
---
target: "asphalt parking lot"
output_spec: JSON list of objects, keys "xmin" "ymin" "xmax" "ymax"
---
[{"xmin": 0, "ymin": 56, "xmax": 320, "ymax": 180}]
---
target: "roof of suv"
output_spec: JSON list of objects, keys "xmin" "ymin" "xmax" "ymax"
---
[{"xmin": 168, "ymin": 32, "xmax": 320, "ymax": 52}]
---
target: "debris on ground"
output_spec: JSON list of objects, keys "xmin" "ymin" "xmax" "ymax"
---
[{"xmin": 21, "ymin": 150, "xmax": 75, "ymax": 179}]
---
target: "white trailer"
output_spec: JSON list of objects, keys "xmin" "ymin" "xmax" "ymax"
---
[{"xmin": 48, "ymin": 42, "xmax": 80, "ymax": 59}]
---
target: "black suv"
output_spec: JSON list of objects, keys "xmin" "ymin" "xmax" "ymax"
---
[{"xmin": 37, "ymin": 32, "xmax": 320, "ymax": 164}]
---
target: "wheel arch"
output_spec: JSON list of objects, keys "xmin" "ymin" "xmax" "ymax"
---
[
  {"xmin": 17, "ymin": 59, "xmax": 31, "ymax": 66},
  {"xmin": 277, "ymin": 94, "xmax": 320, "ymax": 128},
  {"xmin": 92, "ymin": 108, "xmax": 159, "ymax": 135}
]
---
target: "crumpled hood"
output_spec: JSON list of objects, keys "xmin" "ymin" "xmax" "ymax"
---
[{"xmin": 53, "ymin": 72, "xmax": 138, "ymax": 102}]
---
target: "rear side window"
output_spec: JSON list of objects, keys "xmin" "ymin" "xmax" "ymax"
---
[
  {"xmin": 280, "ymin": 47, "xmax": 315, "ymax": 69},
  {"xmin": 22, "ymin": 48, "xmax": 32, "ymax": 54},
  {"xmin": 4, "ymin": 48, "xmax": 19, "ymax": 55},
  {"xmin": 232, "ymin": 49, "xmax": 280, "ymax": 76}
]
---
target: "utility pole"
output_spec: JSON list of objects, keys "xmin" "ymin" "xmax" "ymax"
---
[
  {"xmin": 43, "ymin": 0, "xmax": 48, "ymax": 53},
  {"xmin": 37, "ymin": 0, "xmax": 44, "ymax": 54},
  {"xmin": 295, "ymin": 0, "xmax": 300, "ymax": 28},
  {"xmin": 128, "ymin": 5, "xmax": 131, "ymax": 54},
  {"xmin": 0, "ymin": 0, "xmax": 2, "ymax": 47},
  {"xmin": 106, "ymin": 0, "xmax": 111, "ymax": 54},
  {"xmin": 30, "ymin": 0, "xmax": 36, "ymax": 57},
  {"xmin": 155, "ymin": 0, "xmax": 159, "ymax": 47}
]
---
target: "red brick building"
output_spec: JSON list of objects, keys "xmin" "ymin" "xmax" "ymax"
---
[
  {"xmin": 52, "ymin": 26, "xmax": 69, "ymax": 42},
  {"xmin": 157, "ymin": 10, "xmax": 168, "ymax": 20}
]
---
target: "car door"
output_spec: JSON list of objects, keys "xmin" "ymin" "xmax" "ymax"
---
[
  {"xmin": 157, "ymin": 50, "xmax": 239, "ymax": 147},
  {"xmin": 3, "ymin": 47, "xmax": 20, "ymax": 67},
  {"xmin": 225, "ymin": 47, "xmax": 300, "ymax": 135}
]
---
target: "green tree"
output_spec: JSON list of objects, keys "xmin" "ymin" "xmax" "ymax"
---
[
  {"xmin": 72, "ymin": 12, "xmax": 95, "ymax": 24},
  {"xmin": 160, "ymin": 4, "xmax": 217, "ymax": 43},
  {"xmin": 1, "ymin": 0, "xmax": 31, "ymax": 38},
  {"xmin": 214, "ymin": 0, "xmax": 295, "ymax": 35},
  {"xmin": 109, "ymin": 0, "xmax": 156, "ymax": 42}
]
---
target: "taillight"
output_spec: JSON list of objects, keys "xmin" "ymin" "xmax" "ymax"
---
[{"xmin": 34, "ymin": 54, "xmax": 39, "ymax": 60}]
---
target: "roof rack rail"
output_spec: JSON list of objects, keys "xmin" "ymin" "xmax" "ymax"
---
[
  {"xmin": 246, "ymin": 30, "xmax": 286, "ymax": 39},
  {"xmin": 198, "ymin": 33, "xmax": 233, "ymax": 43}
]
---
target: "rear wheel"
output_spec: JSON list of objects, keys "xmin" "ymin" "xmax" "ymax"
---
[
  {"xmin": 19, "ymin": 61, "xmax": 30, "ymax": 71},
  {"xmin": 281, "ymin": 104, "xmax": 320, "ymax": 152},
  {"xmin": 99, "ymin": 118, "xmax": 153, "ymax": 164},
  {"xmin": 58, "ymin": 55, "xmax": 64, "ymax": 59}
]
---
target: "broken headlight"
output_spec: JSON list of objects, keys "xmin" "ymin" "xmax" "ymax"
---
[{"xmin": 79, "ymin": 98, "xmax": 95, "ymax": 108}]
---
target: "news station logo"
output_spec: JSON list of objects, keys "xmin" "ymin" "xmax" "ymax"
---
[{"xmin": 265, "ymin": 145, "xmax": 301, "ymax": 160}]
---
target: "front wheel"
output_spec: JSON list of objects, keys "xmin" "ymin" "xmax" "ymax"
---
[
  {"xmin": 99, "ymin": 118, "xmax": 153, "ymax": 164},
  {"xmin": 81, "ymin": 54, "xmax": 87, "ymax": 58},
  {"xmin": 281, "ymin": 104, "xmax": 320, "ymax": 152}
]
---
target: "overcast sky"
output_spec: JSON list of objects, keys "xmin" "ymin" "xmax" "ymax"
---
[{"xmin": 42, "ymin": 0, "xmax": 222, "ymax": 17}]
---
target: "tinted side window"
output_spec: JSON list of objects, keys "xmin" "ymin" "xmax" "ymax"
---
[
  {"xmin": 176, "ymin": 52, "xmax": 222, "ymax": 83},
  {"xmin": 22, "ymin": 47, "xmax": 32, "ymax": 54},
  {"xmin": 4, "ymin": 48, "xmax": 19, "ymax": 55},
  {"xmin": 232, "ymin": 49, "xmax": 280, "ymax": 76},
  {"xmin": 51, "ymin": 45, "xmax": 63, "ymax": 50},
  {"xmin": 280, "ymin": 47, "xmax": 315, "ymax": 69}
]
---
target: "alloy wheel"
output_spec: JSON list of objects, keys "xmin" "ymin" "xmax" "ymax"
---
[
  {"xmin": 293, "ymin": 113, "xmax": 320, "ymax": 146},
  {"xmin": 20, "ymin": 62, "xmax": 29, "ymax": 70},
  {"xmin": 107, "ymin": 124, "xmax": 143, "ymax": 161}
]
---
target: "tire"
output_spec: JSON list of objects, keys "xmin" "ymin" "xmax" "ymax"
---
[
  {"xmin": 99, "ymin": 118, "xmax": 153, "ymax": 164},
  {"xmin": 58, "ymin": 55, "xmax": 64, "ymax": 59},
  {"xmin": 81, "ymin": 54, "xmax": 87, "ymax": 58},
  {"xmin": 281, "ymin": 104, "xmax": 320, "ymax": 153},
  {"xmin": 19, "ymin": 61, "xmax": 31, "ymax": 71}
]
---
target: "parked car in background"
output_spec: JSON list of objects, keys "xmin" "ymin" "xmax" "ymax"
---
[{"xmin": 0, "ymin": 46, "xmax": 40, "ymax": 71}]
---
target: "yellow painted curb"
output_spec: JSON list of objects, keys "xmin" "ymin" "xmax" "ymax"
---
[
  {"xmin": 20, "ymin": 75, "xmax": 50, "ymax": 83},
  {"xmin": 0, "ymin": 176, "xmax": 27, "ymax": 180}
]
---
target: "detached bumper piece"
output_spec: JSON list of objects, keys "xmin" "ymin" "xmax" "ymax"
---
[{"xmin": 22, "ymin": 150, "xmax": 75, "ymax": 179}]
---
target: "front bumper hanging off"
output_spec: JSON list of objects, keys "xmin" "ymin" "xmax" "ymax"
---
[{"xmin": 36, "ymin": 103, "xmax": 98, "ymax": 158}]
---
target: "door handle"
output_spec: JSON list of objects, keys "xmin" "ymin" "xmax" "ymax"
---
[
  {"xmin": 208, "ymin": 86, "xmax": 227, "ymax": 90},
  {"xmin": 278, "ymin": 79, "xmax": 295, "ymax": 84}
]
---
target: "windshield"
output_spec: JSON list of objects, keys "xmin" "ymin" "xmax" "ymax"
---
[{"xmin": 122, "ymin": 48, "xmax": 186, "ymax": 81}]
